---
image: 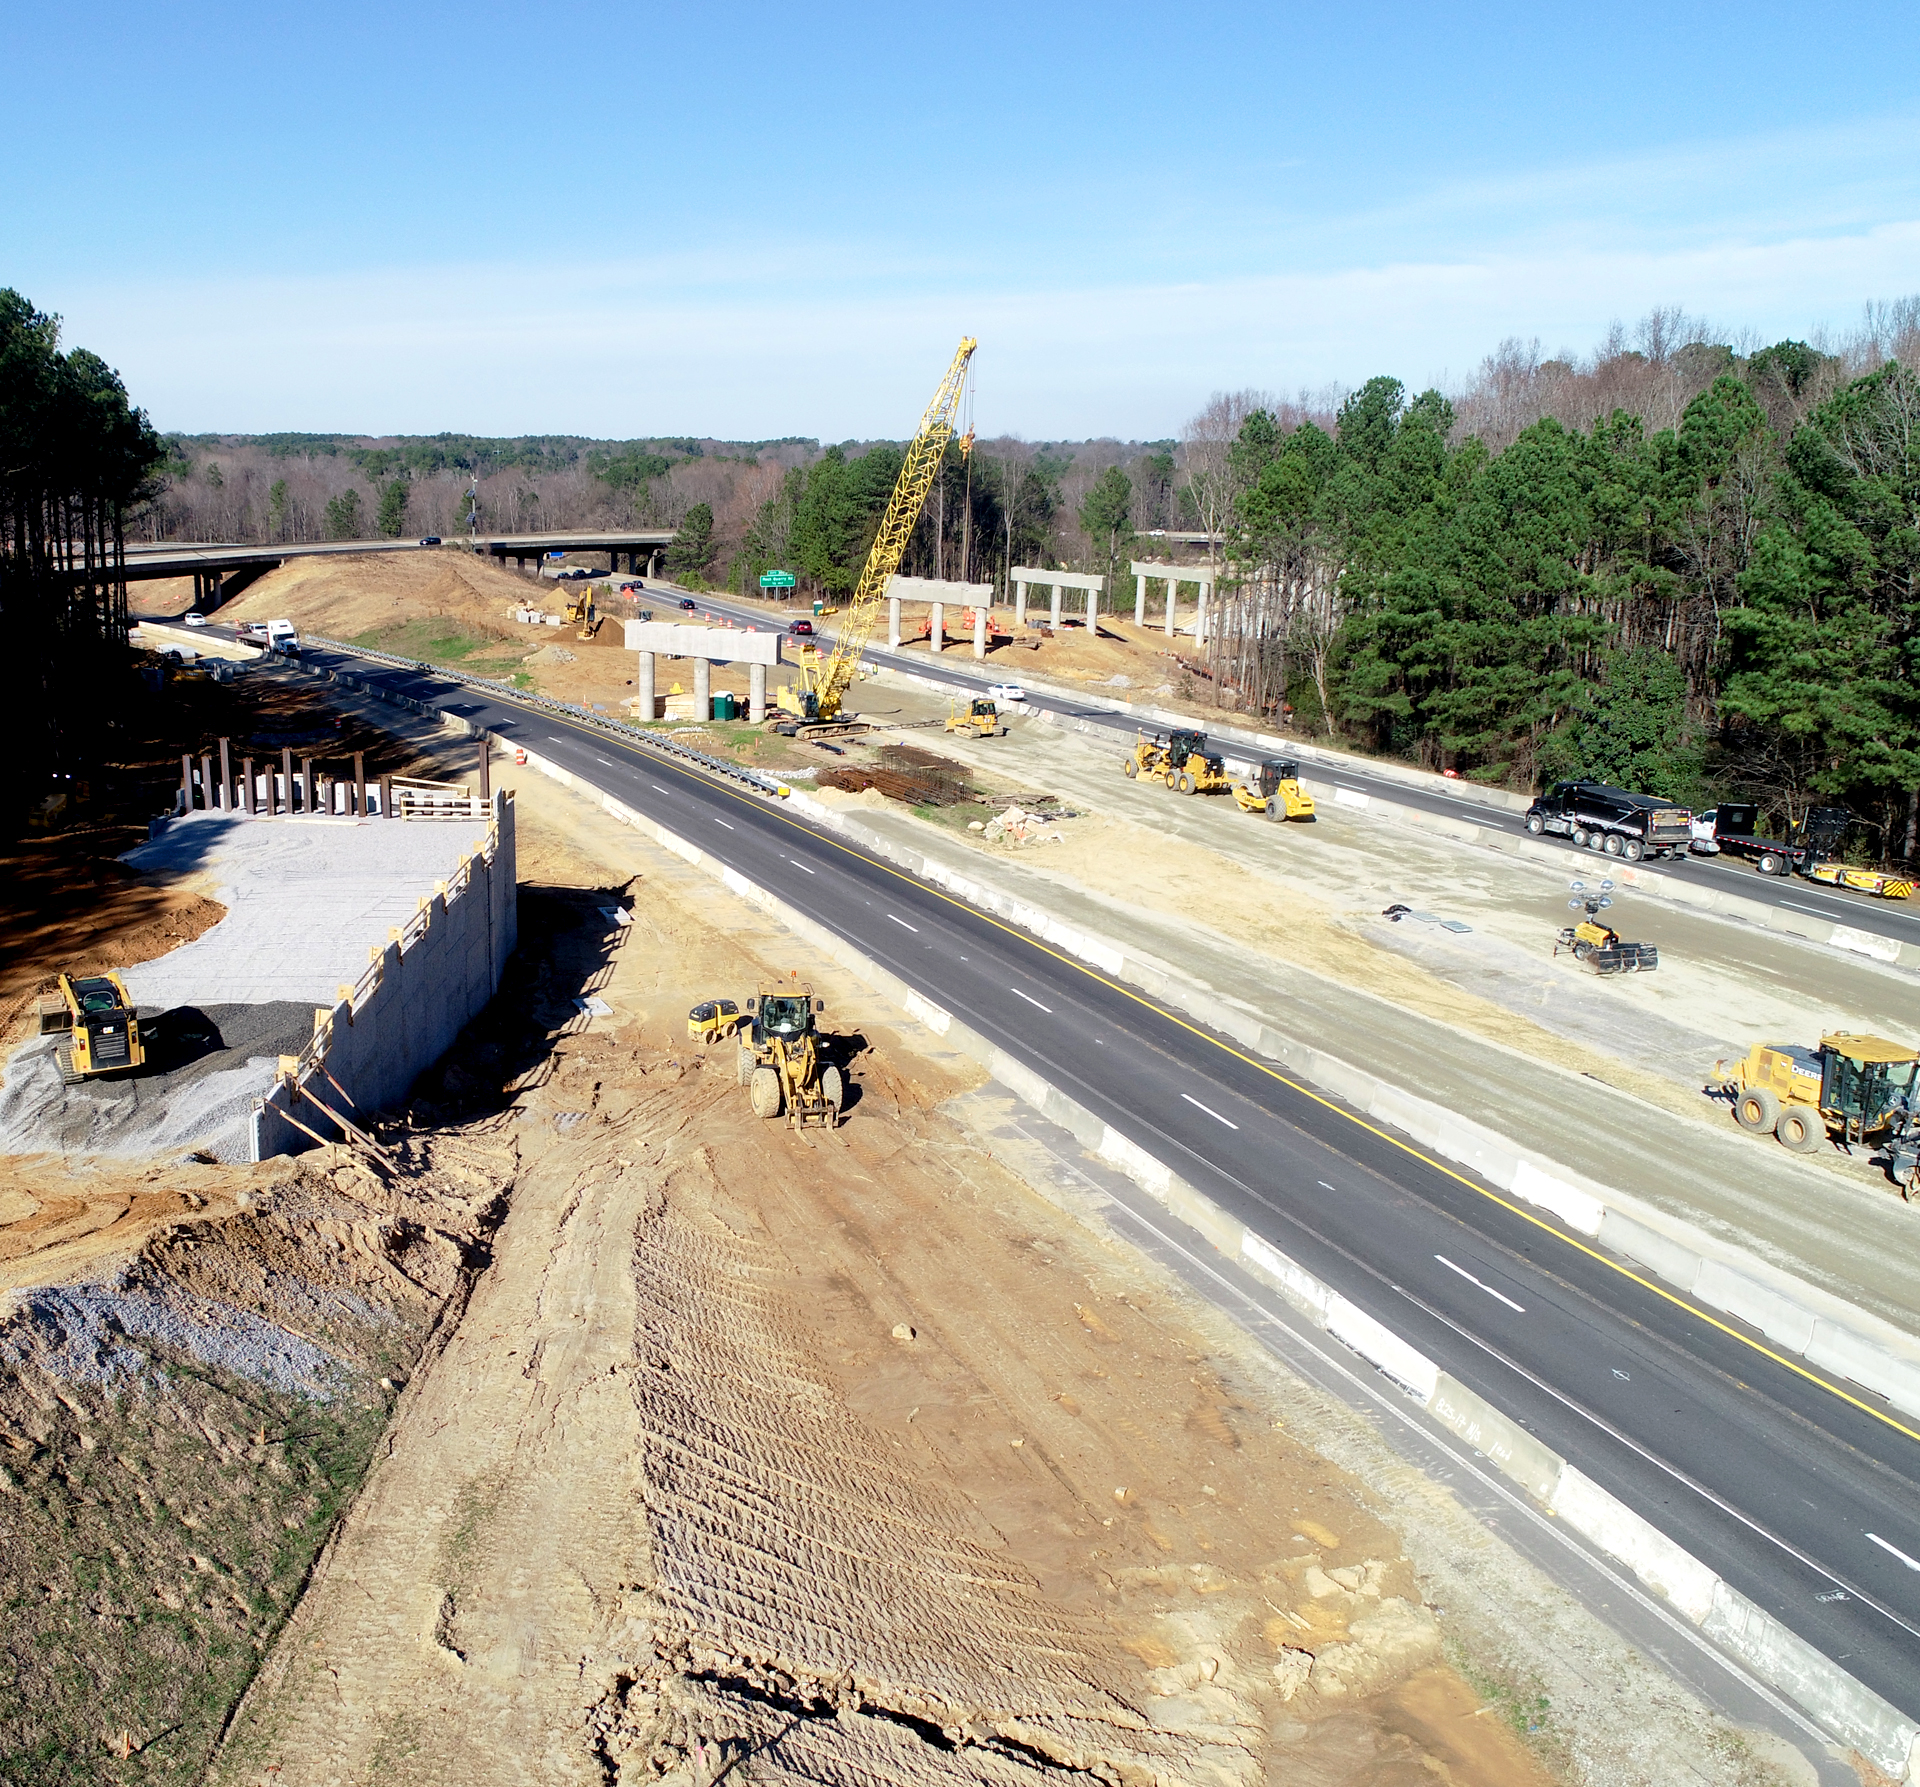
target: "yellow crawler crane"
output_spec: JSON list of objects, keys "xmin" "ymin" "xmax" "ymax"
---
[{"xmin": 782, "ymin": 337, "xmax": 977, "ymax": 729}]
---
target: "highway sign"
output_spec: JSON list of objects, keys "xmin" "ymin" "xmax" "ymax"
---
[{"xmin": 759, "ymin": 570, "xmax": 796, "ymax": 589}]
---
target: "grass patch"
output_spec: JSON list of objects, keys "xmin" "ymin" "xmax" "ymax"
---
[{"xmin": 350, "ymin": 617, "xmax": 522, "ymax": 669}]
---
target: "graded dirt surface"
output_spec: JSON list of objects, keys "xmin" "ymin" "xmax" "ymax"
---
[{"xmin": 205, "ymin": 772, "xmax": 1583, "ymax": 1787}]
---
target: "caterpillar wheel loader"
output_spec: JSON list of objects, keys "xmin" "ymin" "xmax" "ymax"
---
[
  {"xmin": 734, "ymin": 983, "xmax": 843, "ymax": 1127},
  {"xmin": 945, "ymin": 697, "xmax": 1005, "ymax": 739},
  {"xmin": 1711, "ymin": 1032, "xmax": 1917, "ymax": 1171},
  {"xmin": 38, "ymin": 973, "xmax": 145, "ymax": 1084},
  {"xmin": 1552, "ymin": 879, "xmax": 1658, "ymax": 974},
  {"xmin": 1232, "ymin": 758, "xmax": 1317, "ymax": 822}
]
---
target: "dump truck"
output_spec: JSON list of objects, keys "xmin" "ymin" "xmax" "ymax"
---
[
  {"xmin": 945, "ymin": 697, "xmax": 1005, "ymax": 739},
  {"xmin": 734, "ymin": 983, "xmax": 843, "ymax": 1127},
  {"xmin": 1553, "ymin": 878, "xmax": 1657, "ymax": 974},
  {"xmin": 1711, "ymin": 1032, "xmax": 1918, "ymax": 1165},
  {"xmin": 1523, "ymin": 780, "xmax": 1694, "ymax": 861},
  {"xmin": 1232, "ymin": 758, "xmax": 1316, "ymax": 821},
  {"xmin": 38, "ymin": 973, "xmax": 145, "ymax": 1084}
]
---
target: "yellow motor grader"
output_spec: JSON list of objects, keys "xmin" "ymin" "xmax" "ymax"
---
[
  {"xmin": 1712, "ymin": 1032, "xmax": 1918, "ymax": 1177},
  {"xmin": 1124, "ymin": 728, "xmax": 1230, "ymax": 795},
  {"xmin": 1232, "ymin": 757, "xmax": 1316, "ymax": 822},
  {"xmin": 733, "ymin": 983, "xmax": 843, "ymax": 1127}
]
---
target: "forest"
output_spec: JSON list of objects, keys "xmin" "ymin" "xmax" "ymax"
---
[{"xmin": 89, "ymin": 291, "xmax": 1920, "ymax": 854}]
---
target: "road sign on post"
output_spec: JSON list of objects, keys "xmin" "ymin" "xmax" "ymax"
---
[{"xmin": 759, "ymin": 570, "xmax": 796, "ymax": 591}]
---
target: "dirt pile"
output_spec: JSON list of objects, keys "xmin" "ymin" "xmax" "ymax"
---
[
  {"xmin": 0, "ymin": 1123, "xmax": 516, "ymax": 1784},
  {"xmin": 208, "ymin": 548, "xmax": 536, "ymax": 645}
]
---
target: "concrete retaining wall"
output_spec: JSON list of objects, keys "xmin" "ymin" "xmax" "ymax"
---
[
  {"xmin": 250, "ymin": 790, "xmax": 517, "ymax": 1157},
  {"xmin": 522, "ymin": 743, "xmax": 1918, "ymax": 1777}
]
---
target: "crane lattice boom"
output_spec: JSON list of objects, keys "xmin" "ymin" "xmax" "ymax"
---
[{"xmin": 797, "ymin": 337, "xmax": 976, "ymax": 722}]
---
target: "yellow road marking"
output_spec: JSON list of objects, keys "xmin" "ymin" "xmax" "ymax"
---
[{"xmin": 537, "ymin": 708, "xmax": 1920, "ymax": 1451}]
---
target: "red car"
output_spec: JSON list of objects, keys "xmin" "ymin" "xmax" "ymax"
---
[{"xmin": 789, "ymin": 618, "xmax": 814, "ymax": 635}]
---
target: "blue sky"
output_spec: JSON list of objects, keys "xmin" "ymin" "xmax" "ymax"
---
[{"xmin": 7, "ymin": 0, "xmax": 1919, "ymax": 437}]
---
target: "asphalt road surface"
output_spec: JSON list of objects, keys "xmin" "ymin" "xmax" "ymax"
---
[
  {"xmin": 250, "ymin": 629, "xmax": 1920, "ymax": 1729},
  {"xmin": 677, "ymin": 588, "xmax": 1920, "ymax": 955}
]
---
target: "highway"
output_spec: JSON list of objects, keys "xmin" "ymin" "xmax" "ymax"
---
[
  {"xmin": 270, "ymin": 629, "xmax": 1920, "ymax": 1732},
  {"xmin": 679, "ymin": 587, "xmax": 1920, "ymax": 953}
]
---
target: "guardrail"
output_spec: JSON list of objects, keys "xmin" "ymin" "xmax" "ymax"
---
[{"xmin": 303, "ymin": 633, "xmax": 790, "ymax": 800}]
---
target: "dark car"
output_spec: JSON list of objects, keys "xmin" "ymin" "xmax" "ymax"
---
[
  {"xmin": 418, "ymin": 535, "xmax": 442, "ymax": 546},
  {"xmin": 789, "ymin": 618, "xmax": 814, "ymax": 635},
  {"xmin": 679, "ymin": 596, "xmax": 697, "ymax": 611}
]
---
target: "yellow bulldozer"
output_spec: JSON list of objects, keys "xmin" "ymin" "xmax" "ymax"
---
[
  {"xmin": 733, "ymin": 983, "xmax": 844, "ymax": 1127},
  {"xmin": 38, "ymin": 972, "xmax": 145, "ymax": 1084},
  {"xmin": 945, "ymin": 697, "xmax": 1005, "ymax": 739},
  {"xmin": 1711, "ymin": 1032, "xmax": 1918, "ymax": 1177},
  {"xmin": 1232, "ymin": 757, "xmax": 1316, "ymax": 822}
]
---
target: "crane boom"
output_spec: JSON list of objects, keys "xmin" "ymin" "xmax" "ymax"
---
[{"xmin": 792, "ymin": 337, "xmax": 977, "ymax": 722}]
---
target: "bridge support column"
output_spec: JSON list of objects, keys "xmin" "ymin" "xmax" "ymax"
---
[
  {"xmin": 1049, "ymin": 584, "xmax": 1062, "ymax": 631},
  {"xmin": 693, "ymin": 658, "xmax": 711, "ymax": 721},
  {"xmin": 1014, "ymin": 579, "xmax": 1027, "ymax": 628},
  {"xmin": 1197, "ymin": 590, "xmax": 1208, "ymax": 644},
  {"xmin": 1135, "ymin": 573, "xmax": 1147, "ymax": 627},
  {"xmin": 281, "ymin": 748, "xmax": 293, "ymax": 815},
  {"xmin": 636, "ymin": 651, "xmax": 656, "ymax": 721},
  {"xmin": 749, "ymin": 662, "xmax": 767, "ymax": 723},
  {"xmin": 973, "ymin": 603, "xmax": 987, "ymax": 659},
  {"xmin": 888, "ymin": 596, "xmax": 901, "ymax": 649},
  {"xmin": 218, "ymin": 737, "xmax": 231, "ymax": 809},
  {"xmin": 929, "ymin": 601, "xmax": 944, "ymax": 653},
  {"xmin": 647, "ymin": 550, "xmax": 662, "ymax": 578},
  {"xmin": 1165, "ymin": 580, "xmax": 1176, "ymax": 635}
]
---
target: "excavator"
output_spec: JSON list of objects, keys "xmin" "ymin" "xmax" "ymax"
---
[
  {"xmin": 564, "ymin": 588, "xmax": 600, "ymax": 639},
  {"xmin": 777, "ymin": 338, "xmax": 977, "ymax": 736}
]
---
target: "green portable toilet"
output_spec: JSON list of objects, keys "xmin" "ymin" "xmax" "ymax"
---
[{"xmin": 713, "ymin": 691, "xmax": 737, "ymax": 721}]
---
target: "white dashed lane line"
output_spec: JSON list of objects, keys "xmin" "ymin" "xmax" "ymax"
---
[
  {"xmin": 1181, "ymin": 1092, "xmax": 1239, "ymax": 1130},
  {"xmin": 1009, "ymin": 988, "xmax": 1052, "ymax": 1012},
  {"xmin": 1435, "ymin": 1253, "xmax": 1526, "ymax": 1314}
]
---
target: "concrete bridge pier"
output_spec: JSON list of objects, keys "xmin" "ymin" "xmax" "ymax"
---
[
  {"xmin": 637, "ymin": 651, "xmax": 656, "ymax": 721},
  {"xmin": 1015, "ymin": 579, "xmax": 1028, "ymax": 628},
  {"xmin": 693, "ymin": 658, "xmax": 711, "ymax": 721},
  {"xmin": 1135, "ymin": 573, "xmax": 1147, "ymax": 626},
  {"xmin": 1165, "ymin": 583, "xmax": 1176, "ymax": 635},
  {"xmin": 888, "ymin": 596, "xmax": 901, "ymax": 648},
  {"xmin": 1197, "ymin": 591, "xmax": 1209, "ymax": 644},
  {"xmin": 973, "ymin": 604, "xmax": 987, "ymax": 659},
  {"xmin": 1050, "ymin": 585, "xmax": 1062, "ymax": 631},
  {"xmin": 749, "ymin": 662, "xmax": 767, "ymax": 723},
  {"xmin": 930, "ymin": 601, "xmax": 944, "ymax": 653}
]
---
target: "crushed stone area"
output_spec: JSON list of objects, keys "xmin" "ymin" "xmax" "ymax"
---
[
  {"xmin": 0, "ymin": 1125, "xmax": 516, "ymax": 1785},
  {"xmin": 0, "ymin": 1000, "xmax": 316, "ymax": 1163},
  {"xmin": 117, "ymin": 807, "xmax": 495, "ymax": 1009}
]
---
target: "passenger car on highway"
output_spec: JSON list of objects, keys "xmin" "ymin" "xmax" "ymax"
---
[
  {"xmin": 418, "ymin": 535, "xmax": 442, "ymax": 545},
  {"xmin": 789, "ymin": 618, "xmax": 814, "ymax": 635},
  {"xmin": 183, "ymin": 612, "xmax": 207, "ymax": 627},
  {"xmin": 987, "ymin": 681, "xmax": 1027, "ymax": 703},
  {"xmin": 679, "ymin": 596, "xmax": 697, "ymax": 611}
]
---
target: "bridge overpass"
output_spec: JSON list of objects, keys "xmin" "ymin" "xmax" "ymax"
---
[{"xmin": 108, "ymin": 530, "xmax": 678, "ymax": 608}]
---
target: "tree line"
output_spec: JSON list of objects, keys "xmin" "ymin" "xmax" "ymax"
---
[
  {"xmin": 1199, "ymin": 320, "xmax": 1920, "ymax": 862},
  {"xmin": 1, "ymin": 289, "xmax": 164, "ymax": 824}
]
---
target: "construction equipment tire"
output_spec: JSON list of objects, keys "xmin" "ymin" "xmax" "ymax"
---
[
  {"xmin": 1588, "ymin": 832, "xmax": 1606, "ymax": 852},
  {"xmin": 56, "ymin": 1045, "xmax": 82, "ymax": 1087},
  {"xmin": 1177, "ymin": 771, "xmax": 1196, "ymax": 795},
  {"xmin": 1264, "ymin": 799, "xmax": 1282, "ymax": 821},
  {"xmin": 1623, "ymin": 837, "xmax": 1645, "ymax": 861},
  {"xmin": 1758, "ymin": 852, "xmax": 1783, "ymax": 876},
  {"xmin": 736, "ymin": 1045, "xmax": 755, "ymax": 1086},
  {"xmin": 749, "ymin": 1067, "xmax": 783, "ymax": 1120},
  {"xmin": 1735, "ymin": 1087, "xmax": 1780, "ymax": 1134},
  {"xmin": 1123, "ymin": 758, "xmax": 1137, "ymax": 777},
  {"xmin": 1571, "ymin": 827, "xmax": 1588, "ymax": 848},
  {"xmin": 1525, "ymin": 813, "xmax": 1545, "ymax": 835},
  {"xmin": 1603, "ymin": 833, "xmax": 1624, "ymax": 856},
  {"xmin": 1775, "ymin": 1107, "xmax": 1825, "ymax": 1153},
  {"xmin": 821, "ymin": 1064, "xmax": 844, "ymax": 1111}
]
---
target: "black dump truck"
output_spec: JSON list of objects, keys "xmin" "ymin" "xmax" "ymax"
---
[{"xmin": 1523, "ymin": 780, "xmax": 1694, "ymax": 862}]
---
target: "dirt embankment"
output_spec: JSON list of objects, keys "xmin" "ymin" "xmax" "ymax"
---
[
  {"xmin": 201, "ymin": 777, "xmax": 1567, "ymax": 1787},
  {"xmin": 0, "ymin": 1126, "xmax": 516, "ymax": 1784}
]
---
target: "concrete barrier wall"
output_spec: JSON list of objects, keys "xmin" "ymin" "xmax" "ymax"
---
[
  {"xmin": 533, "ymin": 745, "xmax": 1917, "ymax": 1778},
  {"xmin": 250, "ymin": 790, "xmax": 517, "ymax": 1158}
]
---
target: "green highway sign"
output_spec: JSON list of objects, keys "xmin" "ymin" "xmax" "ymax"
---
[{"xmin": 759, "ymin": 570, "xmax": 796, "ymax": 588}]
